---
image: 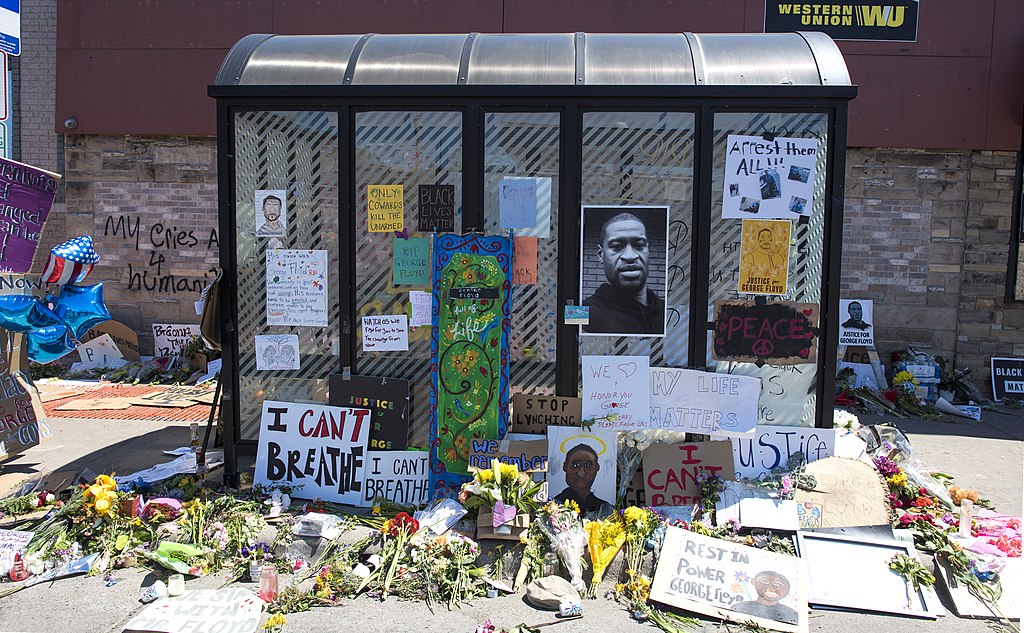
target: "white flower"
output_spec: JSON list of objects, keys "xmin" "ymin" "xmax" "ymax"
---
[{"xmin": 833, "ymin": 409, "xmax": 860, "ymax": 430}]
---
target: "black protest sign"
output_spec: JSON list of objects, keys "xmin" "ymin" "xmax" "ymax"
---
[
  {"xmin": 511, "ymin": 393, "xmax": 582, "ymax": 434},
  {"xmin": 329, "ymin": 374, "xmax": 410, "ymax": 450},
  {"xmin": 712, "ymin": 300, "xmax": 818, "ymax": 365},
  {"xmin": 418, "ymin": 184, "xmax": 455, "ymax": 232},
  {"xmin": 254, "ymin": 401, "xmax": 371, "ymax": 505},
  {"xmin": 991, "ymin": 357, "xmax": 1024, "ymax": 401}
]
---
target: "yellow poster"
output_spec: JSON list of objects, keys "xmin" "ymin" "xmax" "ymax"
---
[
  {"xmin": 367, "ymin": 184, "xmax": 405, "ymax": 232},
  {"xmin": 738, "ymin": 219, "xmax": 791, "ymax": 295}
]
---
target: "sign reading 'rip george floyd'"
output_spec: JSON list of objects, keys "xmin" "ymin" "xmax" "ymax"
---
[
  {"xmin": 329, "ymin": 374, "xmax": 411, "ymax": 451},
  {"xmin": 254, "ymin": 401, "xmax": 371, "ymax": 505},
  {"xmin": 712, "ymin": 300, "xmax": 818, "ymax": 365}
]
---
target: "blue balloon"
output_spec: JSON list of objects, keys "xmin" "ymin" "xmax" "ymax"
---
[
  {"xmin": 26, "ymin": 324, "xmax": 76, "ymax": 363},
  {"xmin": 51, "ymin": 283, "xmax": 111, "ymax": 341},
  {"xmin": 0, "ymin": 294, "xmax": 64, "ymax": 333}
]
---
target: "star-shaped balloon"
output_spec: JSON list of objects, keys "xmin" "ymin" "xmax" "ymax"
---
[
  {"xmin": 26, "ymin": 323, "xmax": 76, "ymax": 364},
  {"xmin": 50, "ymin": 283, "xmax": 111, "ymax": 341},
  {"xmin": 41, "ymin": 235, "xmax": 101, "ymax": 285},
  {"xmin": 0, "ymin": 294, "xmax": 64, "ymax": 332}
]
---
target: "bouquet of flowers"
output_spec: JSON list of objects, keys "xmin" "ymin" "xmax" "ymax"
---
[
  {"xmin": 584, "ymin": 516, "xmax": 625, "ymax": 597},
  {"xmin": 408, "ymin": 532, "xmax": 486, "ymax": 610},
  {"xmin": 460, "ymin": 460, "xmax": 544, "ymax": 515},
  {"xmin": 536, "ymin": 501, "xmax": 587, "ymax": 592},
  {"xmin": 620, "ymin": 506, "xmax": 660, "ymax": 578}
]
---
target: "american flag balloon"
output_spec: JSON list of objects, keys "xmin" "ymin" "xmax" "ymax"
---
[{"xmin": 41, "ymin": 235, "xmax": 101, "ymax": 285}]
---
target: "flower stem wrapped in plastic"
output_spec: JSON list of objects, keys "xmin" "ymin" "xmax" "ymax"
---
[
  {"xmin": 584, "ymin": 516, "xmax": 626, "ymax": 598},
  {"xmin": 536, "ymin": 501, "xmax": 587, "ymax": 592}
]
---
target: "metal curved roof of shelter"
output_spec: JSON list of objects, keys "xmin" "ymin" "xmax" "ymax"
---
[{"xmin": 213, "ymin": 32, "xmax": 851, "ymax": 87}]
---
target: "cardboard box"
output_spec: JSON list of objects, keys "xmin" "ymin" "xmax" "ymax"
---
[{"xmin": 476, "ymin": 511, "xmax": 530, "ymax": 541}]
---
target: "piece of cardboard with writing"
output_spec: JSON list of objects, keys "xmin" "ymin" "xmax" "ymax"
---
[
  {"xmin": 0, "ymin": 332, "xmax": 44, "ymax": 461},
  {"xmin": 642, "ymin": 442, "xmax": 734, "ymax": 507},
  {"xmin": 792, "ymin": 457, "xmax": 889, "ymax": 528},
  {"xmin": 510, "ymin": 393, "xmax": 581, "ymax": 434},
  {"xmin": 37, "ymin": 385, "xmax": 80, "ymax": 402},
  {"xmin": 468, "ymin": 438, "xmax": 547, "ymax": 473},
  {"xmin": 129, "ymin": 386, "xmax": 207, "ymax": 408},
  {"xmin": 55, "ymin": 397, "xmax": 134, "ymax": 411},
  {"xmin": 82, "ymin": 321, "xmax": 141, "ymax": 362},
  {"xmin": 329, "ymin": 373, "xmax": 410, "ymax": 451},
  {"xmin": 712, "ymin": 300, "xmax": 818, "ymax": 366},
  {"xmin": 651, "ymin": 526, "xmax": 808, "ymax": 633}
]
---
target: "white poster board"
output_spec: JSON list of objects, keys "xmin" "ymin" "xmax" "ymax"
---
[
  {"xmin": 715, "ymin": 362, "xmax": 815, "ymax": 427},
  {"xmin": 409, "ymin": 290, "xmax": 432, "ymax": 327},
  {"xmin": 266, "ymin": 249, "xmax": 329, "ymax": 327},
  {"xmin": 650, "ymin": 367, "xmax": 758, "ymax": 438},
  {"xmin": 254, "ymin": 334, "xmax": 300, "ymax": 370},
  {"xmin": 362, "ymin": 450, "xmax": 430, "ymax": 508},
  {"xmin": 124, "ymin": 589, "xmax": 264, "ymax": 633},
  {"xmin": 0, "ymin": 528, "xmax": 31, "ymax": 575},
  {"xmin": 651, "ymin": 526, "xmax": 809, "ymax": 633},
  {"xmin": 838, "ymin": 299, "xmax": 874, "ymax": 346},
  {"xmin": 730, "ymin": 426, "xmax": 835, "ymax": 480},
  {"xmin": 722, "ymin": 134, "xmax": 817, "ymax": 219},
  {"xmin": 361, "ymin": 314, "xmax": 409, "ymax": 352},
  {"xmin": 582, "ymin": 355, "xmax": 650, "ymax": 430},
  {"xmin": 254, "ymin": 401, "xmax": 371, "ymax": 506},
  {"xmin": 151, "ymin": 324, "xmax": 201, "ymax": 357}
]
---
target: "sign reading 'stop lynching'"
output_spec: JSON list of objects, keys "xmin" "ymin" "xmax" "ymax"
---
[{"xmin": 765, "ymin": 1, "xmax": 919, "ymax": 42}]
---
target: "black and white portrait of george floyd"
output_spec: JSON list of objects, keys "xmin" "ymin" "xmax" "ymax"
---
[{"xmin": 579, "ymin": 205, "xmax": 669, "ymax": 337}]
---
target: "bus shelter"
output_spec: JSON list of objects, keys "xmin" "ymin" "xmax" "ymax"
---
[{"xmin": 210, "ymin": 32, "xmax": 855, "ymax": 485}]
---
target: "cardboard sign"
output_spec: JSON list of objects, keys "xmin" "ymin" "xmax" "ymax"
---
[
  {"xmin": 512, "ymin": 236, "xmax": 538, "ymax": 285},
  {"xmin": 409, "ymin": 290, "xmax": 432, "ymax": 327},
  {"xmin": 498, "ymin": 177, "xmax": 538, "ymax": 229},
  {"xmin": 368, "ymin": 184, "xmax": 404, "ymax": 232},
  {"xmin": 418, "ymin": 184, "xmax": 455, "ymax": 232},
  {"xmin": 75, "ymin": 333, "xmax": 125, "ymax": 368},
  {"xmin": 991, "ymin": 356, "xmax": 1024, "ymax": 401},
  {"xmin": 0, "ymin": 529, "xmax": 32, "ymax": 575},
  {"xmin": 738, "ymin": 219, "xmax": 791, "ymax": 295},
  {"xmin": 792, "ymin": 457, "xmax": 890, "ymax": 528},
  {"xmin": 56, "ymin": 397, "xmax": 133, "ymax": 411},
  {"xmin": 151, "ymin": 323, "xmax": 201, "ymax": 357},
  {"xmin": 468, "ymin": 438, "xmax": 547, "ymax": 472},
  {"xmin": 651, "ymin": 526, "xmax": 809, "ymax": 633},
  {"xmin": 392, "ymin": 236, "xmax": 431, "ymax": 286},
  {"xmin": 266, "ymin": 249, "xmax": 329, "ymax": 327},
  {"xmin": 329, "ymin": 373, "xmax": 411, "ymax": 451},
  {"xmin": 362, "ymin": 450, "xmax": 429, "ymax": 507},
  {"xmin": 582, "ymin": 355, "xmax": 651, "ymax": 430},
  {"xmin": 650, "ymin": 367, "xmax": 759, "ymax": 438},
  {"xmin": 712, "ymin": 300, "xmax": 818, "ymax": 365},
  {"xmin": 722, "ymin": 134, "xmax": 817, "ymax": 220},
  {"xmin": 82, "ymin": 320, "xmax": 140, "ymax": 361},
  {"xmin": 129, "ymin": 386, "xmax": 213, "ymax": 408},
  {"xmin": 124, "ymin": 589, "xmax": 263, "ymax": 633},
  {"xmin": 511, "ymin": 393, "xmax": 582, "ymax": 434},
  {"xmin": 643, "ymin": 442, "xmax": 735, "ymax": 507},
  {"xmin": 362, "ymin": 314, "xmax": 409, "ymax": 352},
  {"xmin": 0, "ymin": 332, "xmax": 45, "ymax": 460},
  {"xmin": 254, "ymin": 401, "xmax": 371, "ymax": 505},
  {"xmin": 730, "ymin": 426, "xmax": 835, "ymax": 480},
  {"xmin": 0, "ymin": 158, "xmax": 61, "ymax": 274},
  {"xmin": 838, "ymin": 299, "xmax": 874, "ymax": 346}
]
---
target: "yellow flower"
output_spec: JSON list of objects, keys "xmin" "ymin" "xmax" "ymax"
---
[
  {"xmin": 477, "ymin": 469, "xmax": 494, "ymax": 483},
  {"xmin": 86, "ymin": 484, "xmax": 105, "ymax": 499},
  {"xmin": 585, "ymin": 518, "xmax": 626, "ymax": 589},
  {"xmin": 624, "ymin": 506, "xmax": 646, "ymax": 525},
  {"xmin": 95, "ymin": 474, "xmax": 117, "ymax": 492},
  {"xmin": 93, "ymin": 492, "xmax": 114, "ymax": 516},
  {"xmin": 498, "ymin": 462, "xmax": 520, "ymax": 480},
  {"xmin": 564, "ymin": 499, "xmax": 580, "ymax": 514},
  {"xmin": 371, "ymin": 505, "xmax": 382, "ymax": 516}
]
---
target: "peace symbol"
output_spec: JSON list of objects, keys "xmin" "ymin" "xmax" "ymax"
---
[{"xmin": 751, "ymin": 338, "xmax": 774, "ymax": 357}]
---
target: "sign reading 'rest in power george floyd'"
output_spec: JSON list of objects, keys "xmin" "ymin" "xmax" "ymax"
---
[{"xmin": 765, "ymin": 1, "xmax": 919, "ymax": 42}]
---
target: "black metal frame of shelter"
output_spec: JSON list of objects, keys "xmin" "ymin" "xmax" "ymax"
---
[{"xmin": 210, "ymin": 82, "xmax": 856, "ymax": 487}]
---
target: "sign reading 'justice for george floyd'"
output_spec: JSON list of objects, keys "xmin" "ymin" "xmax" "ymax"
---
[{"xmin": 254, "ymin": 401, "xmax": 371, "ymax": 506}]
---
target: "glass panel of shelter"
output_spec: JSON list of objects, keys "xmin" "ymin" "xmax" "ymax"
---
[
  {"xmin": 708, "ymin": 111, "xmax": 829, "ymax": 427},
  {"xmin": 353, "ymin": 110, "xmax": 463, "ymax": 448},
  {"xmin": 232, "ymin": 110, "xmax": 341, "ymax": 441}
]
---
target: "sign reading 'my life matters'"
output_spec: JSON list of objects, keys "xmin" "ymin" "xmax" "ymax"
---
[
  {"xmin": 254, "ymin": 401, "xmax": 371, "ymax": 505},
  {"xmin": 362, "ymin": 450, "xmax": 429, "ymax": 507},
  {"xmin": 650, "ymin": 367, "xmax": 759, "ymax": 438},
  {"xmin": 0, "ymin": 158, "xmax": 60, "ymax": 273},
  {"xmin": 713, "ymin": 300, "xmax": 818, "ymax": 365},
  {"xmin": 429, "ymin": 234, "xmax": 512, "ymax": 496}
]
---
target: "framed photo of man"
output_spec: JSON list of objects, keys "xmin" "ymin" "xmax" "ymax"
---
[{"xmin": 579, "ymin": 205, "xmax": 669, "ymax": 337}]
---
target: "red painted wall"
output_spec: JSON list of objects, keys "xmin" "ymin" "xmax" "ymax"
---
[{"xmin": 56, "ymin": 0, "xmax": 1023, "ymax": 150}]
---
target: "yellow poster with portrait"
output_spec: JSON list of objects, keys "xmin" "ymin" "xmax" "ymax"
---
[{"xmin": 738, "ymin": 219, "xmax": 791, "ymax": 295}]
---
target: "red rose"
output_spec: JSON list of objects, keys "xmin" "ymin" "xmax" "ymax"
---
[{"xmin": 389, "ymin": 512, "xmax": 420, "ymax": 536}]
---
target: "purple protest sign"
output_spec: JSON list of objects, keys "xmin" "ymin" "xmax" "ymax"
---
[{"xmin": 0, "ymin": 158, "xmax": 61, "ymax": 274}]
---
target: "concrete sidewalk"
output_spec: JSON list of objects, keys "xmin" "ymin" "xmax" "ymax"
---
[{"xmin": 0, "ymin": 406, "xmax": 1020, "ymax": 633}]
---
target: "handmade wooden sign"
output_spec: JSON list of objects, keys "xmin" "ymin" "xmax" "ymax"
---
[
  {"xmin": 712, "ymin": 300, "xmax": 818, "ymax": 365},
  {"xmin": 0, "ymin": 330, "xmax": 45, "ymax": 461},
  {"xmin": 510, "ymin": 393, "xmax": 581, "ymax": 434}
]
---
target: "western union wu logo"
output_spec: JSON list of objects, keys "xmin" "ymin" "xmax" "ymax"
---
[{"xmin": 764, "ymin": 1, "xmax": 919, "ymax": 42}]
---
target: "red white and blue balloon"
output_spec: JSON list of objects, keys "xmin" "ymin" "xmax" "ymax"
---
[{"xmin": 41, "ymin": 235, "xmax": 101, "ymax": 285}]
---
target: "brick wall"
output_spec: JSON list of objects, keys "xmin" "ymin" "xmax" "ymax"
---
[{"xmin": 841, "ymin": 147, "xmax": 1023, "ymax": 393}]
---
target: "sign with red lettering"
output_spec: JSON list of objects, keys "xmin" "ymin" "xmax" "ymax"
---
[
  {"xmin": 642, "ymin": 442, "xmax": 734, "ymax": 507},
  {"xmin": 712, "ymin": 300, "xmax": 818, "ymax": 365},
  {"xmin": 254, "ymin": 401, "xmax": 371, "ymax": 505}
]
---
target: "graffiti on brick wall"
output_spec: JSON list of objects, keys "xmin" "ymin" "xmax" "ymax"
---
[{"xmin": 103, "ymin": 214, "xmax": 219, "ymax": 294}]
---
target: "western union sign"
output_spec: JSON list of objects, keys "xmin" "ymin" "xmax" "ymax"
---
[{"xmin": 765, "ymin": 1, "xmax": 918, "ymax": 41}]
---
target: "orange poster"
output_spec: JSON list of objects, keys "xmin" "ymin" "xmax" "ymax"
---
[
  {"xmin": 737, "ymin": 219, "xmax": 791, "ymax": 295},
  {"xmin": 513, "ymin": 236, "xmax": 538, "ymax": 285}
]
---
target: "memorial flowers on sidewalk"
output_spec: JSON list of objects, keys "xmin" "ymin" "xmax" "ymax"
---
[
  {"xmin": 460, "ymin": 460, "xmax": 543, "ymax": 515},
  {"xmin": 620, "ymin": 506, "xmax": 659, "ymax": 579},
  {"xmin": 584, "ymin": 515, "xmax": 626, "ymax": 597},
  {"xmin": 536, "ymin": 501, "xmax": 587, "ymax": 592}
]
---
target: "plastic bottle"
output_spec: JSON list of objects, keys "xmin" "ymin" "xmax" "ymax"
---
[
  {"xmin": 8, "ymin": 552, "xmax": 29, "ymax": 582},
  {"xmin": 140, "ymin": 580, "xmax": 168, "ymax": 603},
  {"xmin": 259, "ymin": 566, "xmax": 278, "ymax": 602}
]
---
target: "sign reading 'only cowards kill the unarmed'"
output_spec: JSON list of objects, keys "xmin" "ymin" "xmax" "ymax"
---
[{"xmin": 254, "ymin": 401, "xmax": 371, "ymax": 506}]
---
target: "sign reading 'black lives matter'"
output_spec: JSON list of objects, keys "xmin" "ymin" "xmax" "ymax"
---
[{"xmin": 991, "ymin": 357, "xmax": 1024, "ymax": 402}]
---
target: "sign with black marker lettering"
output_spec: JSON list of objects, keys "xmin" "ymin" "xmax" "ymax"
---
[
  {"xmin": 650, "ymin": 367, "xmax": 759, "ymax": 438},
  {"xmin": 716, "ymin": 362, "xmax": 815, "ymax": 426},
  {"xmin": 254, "ymin": 401, "xmax": 371, "ymax": 505},
  {"xmin": 651, "ymin": 526, "xmax": 809, "ymax": 633},
  {"xmin": 991, "ymin": 357, "xmax": 1024, "ymax": 401},
  {"xmin": 511, "ymin": 393, "xmax": 582, "ymax": 434},
  {"xmin": 418, "ymin": 184, "xmax": 455, "ymax": 232},
  {"xmin": 362, "ymin": 450, "xmax": 430, "ymax": 508},
  {"xmin": 722, "ymin": 134, "xmax": 817, "ymax": 220},
  {"xmin": 729, "ymin": 425, "xmax": 835, "ymax": 480},
  {"xmin": 329, "ymin": 374, "xmax": 410, "ymax": 451}
]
